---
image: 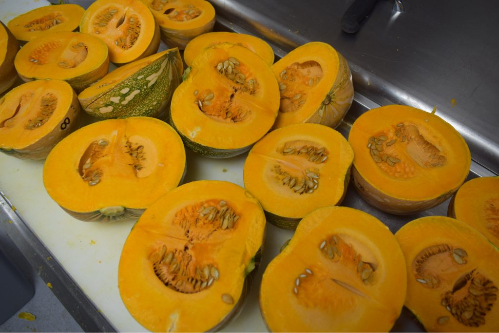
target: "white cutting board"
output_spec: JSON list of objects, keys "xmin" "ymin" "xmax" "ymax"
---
[{"xmin": 0, "ymin": 147, "xmax": 294, "ymax": 332}]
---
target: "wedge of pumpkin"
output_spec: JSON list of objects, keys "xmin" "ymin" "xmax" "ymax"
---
[
  {"xmin": 184, "ymin": 31, "xmax": 275, "ymax": 67},
  {"xmin": 448, "ymin": 176, "xmax": 499, "ymax": 249},
  {"xmin": 0, "ymin": 22, "xmax": 20, "ymax": 95},
  {"xmin": 170, "ymin": 43, "xmax": 280, "ymax": 158},
  {"xmin": 396, "ymin": 216, "xmax": 499, "ymax": 331},
  {"xmin": 0, "ymin": 79, "xmax": 80, "ymax": 160},
  {"xmin": 349, "ymin": 105, "xmax": 471, "ymax": 215},
  {"xmin": 78, "ymin": 48, "xmax": 183, "ymax": 119},
  {"xmin": 8, "ymin": 4, "xmax": 85, "ymax": 43},
  {"xmin": 14, "ymin": 31, "xmax": 109, "ymax": 93},
  {"xmin": 272, "ymin": 41, "xmax": 354, "ymax": 130},
  {"xmin": 260, "ymin": 206, "xmax": 407, "ymax": 332},
  {"xmin": 118, "ymin": 180, "xmax": 266, "ymax": 332},
  {"xmin": 43, "ymin": 117, "xmax": 186, "ymax": 222},
  {"xmin": 142, "ymin": 0, "xmax": 215, "ymax": 49},
  {"xmin": 243, "ymin": 123, "xmax": 354, "ymax": 229},
  {"xmin": 80, "ymin": 0, "xmax": 160, "ymax": 65}
]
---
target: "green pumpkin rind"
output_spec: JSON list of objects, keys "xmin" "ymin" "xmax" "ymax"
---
[{"xmin": 79, "ymin": 49, "xmax": 183, "ymax": 119}]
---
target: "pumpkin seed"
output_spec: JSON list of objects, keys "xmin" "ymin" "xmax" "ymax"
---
[
  {"xmin": 453, "ymin": 248, "xmax": 467, "ymax": 257},
  {"xmin": 221, "ymin": 293, "xmax": 234, "ymax": 304},
  {"xmin": 386, "ymin": 139, "xmax": 396, "ymax": 146},
  {"xmin": 296, "ymin": 278, "xmax": 300, "ymax": 286},
  {"xmin": 452, "ymin": 253, "xmax": 465, "ymax": 264},
  {"xmin": 204, "ymin": 93, "xmax": 214, "ymax": 101},
  {"xmin": 437, "ymin": 316, "xmax": 449, "ymax": 325},
  {"xmin": 305, "ymin": 269, "xmax": 312, "ymax": 275}
]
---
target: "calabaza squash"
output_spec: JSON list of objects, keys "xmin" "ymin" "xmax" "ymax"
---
[
  {"xmin": 0, "ymin": 22, "xmax": 20, "ymax": 95},
  {"xmin": 271, "ymin": 42, "xmax": 354, "ymax": 130},
  {"xmin": 78, "ymin": 48, "xmax": 183, "ymax": 119},
  {"xmin": 118, "ymin": 180, "xmax": 266, "ymax": 332},
  {"xmin": 396, "ymin": 216, "xmax": 499, "ymax": 331},
  {"xmin": 43, "ymin": 117, "xmax": 186, "ymax": 222},
  {"xmin": 260, "ymin": 206, "xmax": 407, "ymax": 332},
  {"xmin": 14, "ymin": 31, "xmax": 109, "ymax": 93},
  {"xmin": 8, "ymin": 4, "xmax": 85, "ymax": 44},
  {"xmin": 170, "ymin": 43, "xmax": 279, "ymax": 158},
  {"xmin": 348, "ymin": 105, "xmax": 471, "ymax": 214},
  {"xmin": 80, "ymin": 0, "xmax": 160, "ymax": 65},
  {"xmin": 448, "ymin": 176, "xmax": 499, "ymax": 249},
  {"xmin": 184, "ymin": 31, "xmax": 274, "ymax": 67},
  {"xmin": 0, "ymin": 79, "xmax": 80, "ymax": 160},
  {"xmin": 243, "ymin": 123, "xmax": 353, "ymax": 229}
]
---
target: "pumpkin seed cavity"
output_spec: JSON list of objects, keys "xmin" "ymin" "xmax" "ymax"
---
[
  {"xmin": 92, "ymin": 7, "xmax": 141, "ymax": 50},
  {"xmin": 23, "ymin": 12, "xmax": 64, "ymax": 32},
  {"xmin": 367, "ymin": 123, "xmax": 447, "ymax": 173},
  {"xmin": 278, "ymin": 61, "xmax": 323, "ymax": 113},
  {"xmin": 485, "ymin": 198, "xmax": 499, "ymax": 238},
  {"xmin": 25, "ymin": 93, "xmax": 58, "ymax": 130},
  {"xmin": 79, "ymin": 139, "xmax": 108, "ymax": 186},
  {"xmin": 194, "ymin": 87, "xmax": 251, "ymax": 123},
  {"xmin": 164, "ymin": 4, "xmax": 201, "ymax": 21}
]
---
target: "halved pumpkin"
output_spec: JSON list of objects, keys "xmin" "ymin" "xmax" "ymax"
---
[
  {"xmin": 243, "ymin": 123, "xmax": 353, "ymax": 229},
  {"xmin": 142, "ymin": 0, "xmax": 215, "ymax": 50},
  {"xmin": 184, "ymin": 32, "xmax": 275, "ymax": 67},
  {"xmin": 260, "ymin": 206, "xmax": 407, "ymax": 332},
  {"xmin": 43, "ymin": 117, "xmax": 186, "ymax": 222},
  {"xmin": 78, "ymin": 48, "xmax": 183, "ymax": 119},
  {"xmin": 80, "ymin": 0, "xmax": 160, "ymax": 65},
  {"xmin": 14, "ymin": 31, "xmax": 109, "ymax": 93},
  {"xmin": 7, "ymin": 4, "xmax": 85, "ymax": 43},
  {"xmin": 271, "ymin": 42, "xmax": 354, "ymax": 130},
  {"xmin": 118, "ymin": 180, "xmax": 266, "ymax": 332},
  {"xmin": 449, "ymin": 176, "xmax": 499, "ymax": 249},
  {"xmin": 396, "ymin": 216, "xmax": 499, "ymax": 331},
  {"xmin": 348, "ymin": 105, "xmax": 471, "ymax": 215},
  {"xmin": 0, "ymin": 22, "xmax": 20, "ymax": 95},
  {"xmin": 170, "ymin": 43, "xmax": 279, "ymax": 158},
  {"xmin": 0, "ymin": 79, "xmax": 80, "ymax": 160}
]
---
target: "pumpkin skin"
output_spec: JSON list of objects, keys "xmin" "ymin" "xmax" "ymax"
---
[
  {"xmin": 43, "ymin": 117, "xmax": 186, "ymax": 222},
  {"xmin": 80, "ymin": 0, "xmax": 161, "ymax": 65},
  {"xmin": 170, "ymin": 43, "xmax": 280, "ymax": 158},
  {"xmin": 260, "ymin": 206, "xmax": 407, "ymax": 332},
  {"xmin": 395, "ymin": 216, "xmax": 499, "ymax": 332},
  {"xmin": 448, "ymin": 176, "xmax": 499, "ymax": 249},
  {"xmin": 184, "ymin": 31, "xmax": 275, "ymax": 67},
  {"xmin": 78, "ymin": 48, "xmax": 183, "ymax": 119},
  {"xmin": 243, "ymin": 123, "xmax": 354, "ymax": 229},
  {"xmin": 14, "ymin": 31, "xmax": 109, "ymax": 93},
  {"xmin": 0, "ymin": 22, "xmax": 20, "ymax": 95},
  {"xmin": 0, "ymin": 79, "xmax": 80, "ymax": 160},
  {"xmin": 142, "ymin": 0, "xmax": 215, "ymax": 50},
  {"xmin": 7, "ymin": 4, "xmax": 85, "ymax": 43},
  {"xmin": 118, "ymin": 180, "xmax": 266, "ymax": 332},
  {"xmin": 348, "ymin": 105, "xmax": 471, "ymax": 215},
  {"xmin": 271, "ymin": 42, "xmax": 354, "ymax": 130}
]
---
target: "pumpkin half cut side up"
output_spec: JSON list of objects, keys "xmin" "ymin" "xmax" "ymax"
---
[
  {"xmin": 14, "ymin": 31, "xmax": 109, "ymax": 93},
  {"xmin": 0, "ymin": 80, "xmax": 80, "ymax": 160},
  {"xmin": 271, "ymin": 41, "xmax": 354, "ymax": 130},
  {"xmin": 260, "ymin": 206, "xmax": 407, "ymax": 332},
  {"xmin": 243, "ymin": 123, "xmax": 354, "ymax": 229},
  {"xmin": 170, "ymin": 43, "xmax": 280, "ymax": 158},
  {"xmin": 7, "ymin": 4, "xmax": 85, "ymax": 43},
  {"xmin": 142, "ymin": 0, "xmax": 215, "ymax": 50},
  {"xmin": 80, "ymin": 0, "xmax": 160, "ymax": 65},
  {"xmin": 396, "ymin": 216, "xmax": 499, "ymax": 332},
  {"xmin": 183, "ymin": 31, "xmax": 275, "ymax": 67},
  {"xmin": 118, "ymin": 180, "xmax": 266, "ymax": 332},
  {"xmin": 43, "ymin": 117, "xmax": 186, "ymax": 222},
  {"xmin": 0, "ymin": 22, "xmax": 20, "ymax": 95},
  {"xmin": 448, "ymin": 176, "xmax": 499, "ymax": 249},
  {"xmin": 78, "ymin": 48, "xmax": 183, "ymax": 119},
  {"xmin": 348, "ymin": 105, "xmax": 471, "ymax": 215}
]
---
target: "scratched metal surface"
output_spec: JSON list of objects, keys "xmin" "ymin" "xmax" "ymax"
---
[{"xmin": 210, "ymin": 0, "xmax": 499, "ymax": 175}]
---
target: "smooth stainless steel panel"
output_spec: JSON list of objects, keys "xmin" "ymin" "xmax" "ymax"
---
[{"xmin": 210, "ymin": 0, "xmax": 499, "ymax": 175}]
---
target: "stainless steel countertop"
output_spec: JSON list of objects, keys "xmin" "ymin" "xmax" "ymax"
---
[{"xmin": 211, "ymin": 0, "xmax": 499, "ymax": 175}]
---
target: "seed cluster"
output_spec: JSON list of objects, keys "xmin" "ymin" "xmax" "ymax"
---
[
  {"xmin": 25, "ymin": 93, "xmax": 57, "ymax": 130},
  {"xmin": 215, "ymin": 57, "xmax": 258, "ymax": 94},
  {"xmin": 367, "ymin": 134, "xmax": 401, "ymax": 166},
  {"xmin": 194, "ymin": 89, "xmax": 250, "ymax": 123},
  {"xmin": 80, "ymin": 139, "xmax": 108, "ymax": 186},
  {"xmin": 274, "ymin": 165, "xmax": 320, "ymax": 195},
  {"xmin": 280, "ymin": 144, "xmax": 329, "ymax": 164},
  {"xmin": 124, "ymin": 139, "xmax": 146, "ymax": 173},
  {"xmin": 293, "ymin": 268, "xmax": 314, "ymax": 295},
  {"xmin": 319, "ymin": 235, "xmax": 375, "ymax": 284},
  {"xmin": 58, "ymin": 42, "xmax": 87, "ymax": 69},
  {"xmin": 278, "ymin": 61, "xmax": 322, "ymax": 113},
  {"xmin": 152, "ymin": 245, "xmax": 220, "ymax": 294},
  {"xmin": 24, "ymin": 13, "xmax": 63, "ymax": 32},
  {"xmin": 93, "ymin": 7, "xmax": 117, "ymax": 31},
  {"xmin": 440, "ymin": 272, "xmax": 497, "ymax": 327},
  {"xmin": 166, "ymin": 4, "xmax": 201, "ymax": 22}
]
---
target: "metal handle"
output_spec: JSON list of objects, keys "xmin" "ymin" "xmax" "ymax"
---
[{"xmin": 341, "ymin": 0, "xmax": 380, "ymax": 34}]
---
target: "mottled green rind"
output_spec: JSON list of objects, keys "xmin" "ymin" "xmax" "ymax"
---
[{"xmin": 83, "ymin": 50, "xmax": 183, "ymax": 120}]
